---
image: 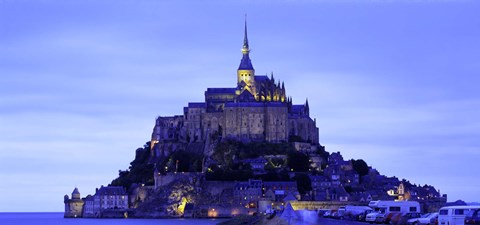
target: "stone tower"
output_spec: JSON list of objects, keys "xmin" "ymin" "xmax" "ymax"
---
[
  {"xmin": 64, "ymin": 187, "xmax": 84, "ymax": 218},
  {"xmin": 237, "ymin": 17, "xmax": 256, "ymax": 97}
]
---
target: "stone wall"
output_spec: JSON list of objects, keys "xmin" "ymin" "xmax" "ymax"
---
[
  {"xmin": 154, "ymin": 172, "xmax": 203, "ymax": 189},
  {"xmin": 265, "ymin": 105, "xmax": 288, "ymax": 142},
  {"xmin": 203, "ymin": 181, "xmax": 235, "ymax": 197},
  {"xmin": 64, "ymin": 199, "xmax": 84, "ymax": 218},
  {"xmin": 129, "ymin": 185, "xmax": 154, "ymax": 208},
  {"xmin": 289, "ymin": 201, "xmax": 366, "ymax": 211},
  {"xmin": 224, "ymin": 104, "xmax": 267, "ymax": 142},
  {"xmin": 289, "ymin": 116, "xmax": 318, "ymax": 144}
]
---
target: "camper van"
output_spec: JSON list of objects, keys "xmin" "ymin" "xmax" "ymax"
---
[
  {"xmin": 365, "ymin": 200, "xmax": 421, "ymax": 223},
  {"xmin": 438, "ymin": 206, "xmax": 480, "ymax": 225}
]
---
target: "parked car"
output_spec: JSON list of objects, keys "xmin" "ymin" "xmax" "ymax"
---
[
  {"xmin": 317, "ymin": 209, "xmax": 330, "ymax": 217},
  {"xmin": 323, "ymin": 210, "xmax": 335, "ymax": 218},
  {"xmin": 390, "ymin": 212, "xmax": 423, "ymax": 225},
  {"xmin": 366, "ymin": 211, "xmax": 385, "ymax": 223},
  {"xmin": 465, "ymin": 209, "xmax": 480, "ymax": 224},
  {"xmin": 356, "ymin": 209, "xmax": 373, "ymax": 222},
  {"xmin": 331, "ymin": 211, "xmax": 339, "ymax": 219},
  {"xmin": 407, "ymin": 213, "xmax": 438, "ymax": 225}
]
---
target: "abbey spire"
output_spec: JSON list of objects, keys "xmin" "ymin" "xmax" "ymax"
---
[
  {"xmin": 237, "ymin": 16, "xmax": 256, "ymax": 96},
  {"xmin": 238, "ymin": 16, "xmax": 254, "ymax": 71},
  {"xmin": 242, "ymin": 18, "xmax": 250, "ymax": 55}
]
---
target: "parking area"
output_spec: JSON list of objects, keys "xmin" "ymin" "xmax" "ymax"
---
[{"xmin": 317, "ymin": 218, "xmax": 369, "ymax": 225}]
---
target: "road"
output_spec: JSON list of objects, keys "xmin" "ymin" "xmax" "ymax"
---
[
  {"xmin": 317, "ymin": 218, "xmax": 369, "ymax": 225},
  {"xmin": 260, "ymin": 216, "xmax": 371, "ymax": 225}
]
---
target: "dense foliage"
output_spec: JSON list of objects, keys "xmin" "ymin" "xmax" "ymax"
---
[
  {"xmin": 110, "ymin": 142, "xmax": 154, "ymax": 189},
  {"xmin": 167, "ymin": 150, "xmax": 203, "ymax": 173},
  {"xmin": 287, "ymin": 151, "xmax": 310, "ymax": 172},
  {"xmin": 208, "ymin": 140, "xmax": 296, "ymax": 181},
  {"xmin": 352, "ymin": 159, "xmax": 369, "ymax": 176},
  {"xmin": 292, "ymin": 173, "xmax": 312, "ymax": 195}
]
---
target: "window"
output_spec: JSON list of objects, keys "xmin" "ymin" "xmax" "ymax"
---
[
  {"xmin": 439, "ymin": 209, "xmax": 448, "ymax": 215},
  {"xmin": 389, "ymin": 206, "xmax": 401, "ymax": 212},
  {"xmin": 410, "ymin": 207, "xmax": 417, "ymax": 212},
  {"xmin": 454, "ymin": 209, "xmax": 466, "ymax": 215}
]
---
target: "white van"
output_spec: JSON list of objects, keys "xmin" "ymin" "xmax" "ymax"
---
[
  {"xmin": 365, "ymin": 200, "xmax": 420, "ymax": 223},
  {"xmin": 438, "ymin": 206, "xmax": 480, "ymax": 225}
]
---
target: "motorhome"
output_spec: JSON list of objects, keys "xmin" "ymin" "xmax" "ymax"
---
[
  {"xmin": 438, "ymin": 206, "xmax": 480, "ymax": 225},
  {"xmin": 365, "ymin": 200, "xmax": 420, "ymax": 223}
]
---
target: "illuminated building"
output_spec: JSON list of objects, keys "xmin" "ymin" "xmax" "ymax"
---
[{"xmin": 150, "ymin": 20, "xmax": 319, "ymax": 155}]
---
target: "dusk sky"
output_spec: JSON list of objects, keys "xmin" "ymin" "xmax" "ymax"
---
[{"xmin": 1, "ymin": 0, "xmax": 479, "ymax": 212}]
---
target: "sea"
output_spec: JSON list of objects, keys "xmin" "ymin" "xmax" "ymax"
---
[{"xmin": 0, "ymin": 213, "xmax": 229, "ymax": 225}]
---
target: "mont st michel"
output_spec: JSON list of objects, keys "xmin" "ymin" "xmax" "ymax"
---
[{"xmin": 62, "ymin": 21, "xmax": 448, "ymax": 223}]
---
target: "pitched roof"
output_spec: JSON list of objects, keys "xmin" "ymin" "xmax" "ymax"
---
[
  {"xmin": 225, "ymin": 101, "xmax": 287, "ymax": 108},
  {"xmin": 242, "ymin": 157, "xmax": 267, "ymax": 164},
  {"xmin": 291, "ymin": 105, "xmax": 306, "ymax": 114},
  {"xmin": 205, "ymin": 88, "xmax": 236, "ymax": 94},
  {"xmin": 238, "ymin": 54, "xmax": 254, "ymax": 70},
  {"xmin": 72, "ymin": 187, "xmax": 80, "ymax": 195},
  {"xmin": 254, "ymin": 75, "xmax": 269, "ymax": 82},
  {"xmin": 96, "ymin": 186, "xmax": 127, "ymax": 196},
  {"xmin": 188, "ymin": 102, "xmax": 206, "ymax": 108},
  {"xmin": 283, "ymin": 192, "xmax": 297, "ymax": 201}
]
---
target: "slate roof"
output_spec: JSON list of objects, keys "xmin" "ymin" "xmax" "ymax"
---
[
  {"xmin": 291, "ymin": 105, "xmax": 306, "ymax": 114},
  {"xmin": 72, "ymin": 187, "xmax": 80, "ymax": 195},
  {"xmin": 238, "ymin": 54, "xmax": 254, "ymax": 70},
  {"xmin": 235, "ymin": 179, "xmax": 262, "ymax": 189},
  {"xmin": 242, "ymin": 157, "xmax": 267, "ymax": 164},
  {"xmin": 188, "ymin": 102, "xmax": 206, "ymax": 108},
  {"xmin": 225, "ymin": 102, "xmax": 286, "ymax": 108},
  {"xmin": 254, "ymin": 75, "xmax": 269, "ymax": 82},
  {"xmin": 205, "ymin": 88, "xmax": 236, "ymax": 94},
  {"xmin": 96, "ymin": 186, "xmax": 127, "ymax": 196}
]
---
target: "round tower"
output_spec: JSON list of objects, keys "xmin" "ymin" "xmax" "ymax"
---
[{"xmin": 64, "ymin": 188, "xmax": 84, "ymax": 218}]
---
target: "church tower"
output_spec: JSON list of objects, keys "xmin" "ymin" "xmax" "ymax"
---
[{"xmin": 237, "ymin": 17, "xmax": 256, "ymax": 97}]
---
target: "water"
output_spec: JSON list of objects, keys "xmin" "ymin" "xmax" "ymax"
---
[{"xmin": 0, "ymin": 213, "xmax": 229, "ymax": 225}]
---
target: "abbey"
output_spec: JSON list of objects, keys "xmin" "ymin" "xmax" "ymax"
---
[{"xmin": 151, "ymin": 21, "xmax": 319, "ymax": 150}]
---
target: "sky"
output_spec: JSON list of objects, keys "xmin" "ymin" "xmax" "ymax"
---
[{"xmin": 1, "ymin": 0, "xmax": 479, "ymax": 212}]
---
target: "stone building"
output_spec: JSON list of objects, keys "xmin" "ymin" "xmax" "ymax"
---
[
  {"xmin": 150, "ymin": 20, "xmax": 319, "ymax": 156},
  {"xmin": 65, "ymin": 186, "xmax": 129, "ymax": 218},
  {"xmin": 82, "ymin": 195, "xmax": 95, "ymax": 217},
  {"xmin": 234, "ymin": 179, "xmax": 263, "ymax": 207},
  {"xmin": 64, "ymin": 187, "xmax": 84, "ymax": 218},
  {"xmin": 93, "ymin": 186, "xmax": 129, "ymax": 212},
  {"xmin": 263, "ymin": 181, "xmax": 299, "ymax": 202}
]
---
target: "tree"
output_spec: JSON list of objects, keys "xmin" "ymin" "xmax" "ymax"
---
[
  {"xmin": 169, "ymin": 151, "xmax": 203, "ymax": 172},
  {"xmin": 287, "ymin": 151, "xmax": 309, "ymax": 172},
  {"xmin": 293, "ymin": 173, "xmax": 312, "ymax": 195},
  {"xmin": 211, "ymin": 140, "xmax": 239, "ymax": 170},
  {"xmin": 352, "ymin": 159, "xmax": 369, "ymax": 176},
  {"xmin": 110, "ymin": 142, "xmax": 155, "ymax": 189}
]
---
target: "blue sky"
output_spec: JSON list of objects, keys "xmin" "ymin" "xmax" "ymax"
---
[{"xmin": 1, "ymin": 0, "xmax": 479, "ymax": 212}]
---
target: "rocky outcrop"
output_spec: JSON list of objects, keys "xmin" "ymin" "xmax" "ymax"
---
[{"xmin": 132, "ymin": 173, "xmax": 235, "ymax": 218}]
